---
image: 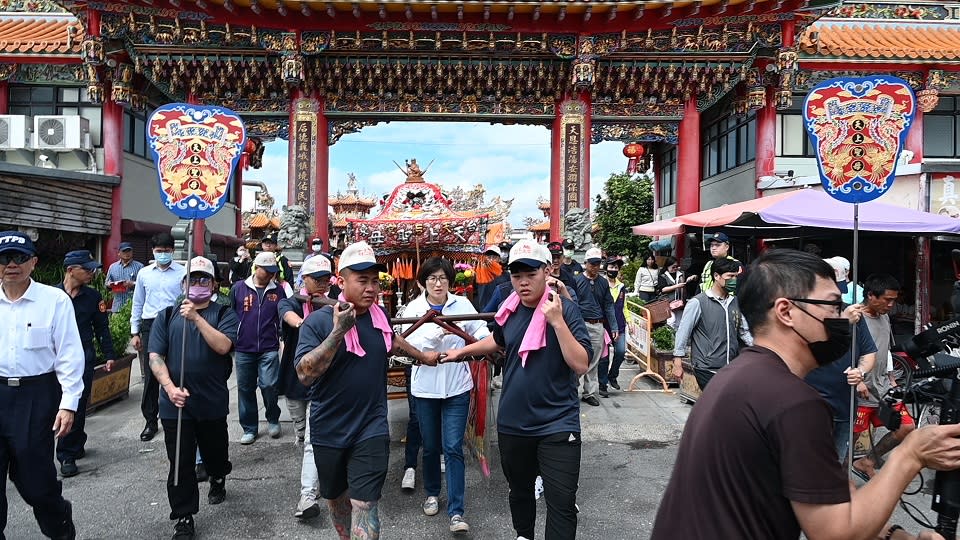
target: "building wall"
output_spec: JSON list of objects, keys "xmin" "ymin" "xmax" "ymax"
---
[
  {"xmin": 0, "ymin": 173, "xmax": 113, "ymax": 234},
  {"xmin": 658, "ymin": 203, "xmax": 677, "ymax": 220},
  {"xmin": 700, "ymin": 162, "xmax": 758, "ymax": 209},
  {"xmin": 121, "ymin": 153, "xmax": 238, "ymax": 236}
]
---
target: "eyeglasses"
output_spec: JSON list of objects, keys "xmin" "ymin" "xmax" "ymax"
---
[
  {"xmin": 426, "ymin": 275, "xmax": 449, "ymax": 284},
  {"xmin": 787, "ymin": 297, "xmax": 843, "ymax": 317},
  {"xmin": 189, "ymin": 276, "xmax": 213, "ymax": 286},
  {"xmin": 0, "ymin": 252, "xmax": 31, "ymax": 265}
]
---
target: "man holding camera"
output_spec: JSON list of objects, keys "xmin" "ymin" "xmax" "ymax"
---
[
  {"xmin": 652, "ymin": 249, "xmax": 960, "ymax": 540},
  {"xmin": 852, "ymin": 274, "xmax": 916, "ymax": 479}
]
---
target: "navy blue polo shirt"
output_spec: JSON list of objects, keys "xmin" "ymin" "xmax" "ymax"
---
[
  {"xmin": 573, "ymin": 272, "xmax": 617, "ymax": 323},
  {"xmin": 804, "ymin": 315, "xmax": 877, "ymax": 420},
  {"xmin": 296, "ymin": 305, "xmax": 390, "ymax": 449},
  {"xmin": 493, "ymin": 297, "xmax": 592, "ymax": 436},
  {"xmin": 148, "ymin": 302, "xmax": 239, "ymax": 420},
  {"xmin": 56, "ymin": 284, "xmax": 116, "ymax": 364}
]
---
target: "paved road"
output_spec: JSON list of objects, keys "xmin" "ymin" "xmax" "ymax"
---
[{"xmin": 7, "ymin": 363, "xmax": 690, "ymax": 539}]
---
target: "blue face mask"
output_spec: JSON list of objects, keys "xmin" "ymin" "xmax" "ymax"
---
[{"xmin": 154, "ymin": 251, "xmax": 173, "ymax": 266}]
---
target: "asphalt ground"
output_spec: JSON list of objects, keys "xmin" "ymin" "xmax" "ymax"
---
[{"xmin": 5, "ymin": 360, "xmax": 946, "ymax": 539}]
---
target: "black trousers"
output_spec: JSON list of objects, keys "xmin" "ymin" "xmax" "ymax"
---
[
  {"xmin": 693, "ymin": 367, "xmax": 717, "ymax": 391},
  {"xmin": 57, "ymin": 365, "xmax": 94, "ymax": 462},
  {"xmin": 161, "ymin": 417, "xmax": 232, "ymax": 520},
  {"xmin": 139, "ymin": 318, "xmax": 159, "ymax": 423},
  {"xmin": 499, "ymin": 431, "xmax": 581, "ymax": 540},
  {"xmin": 0, "ymin": 373, "xmax": 74, "ymax": 539}
]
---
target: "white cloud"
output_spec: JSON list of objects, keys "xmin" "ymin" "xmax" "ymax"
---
[{"xmin": 245, "ymin": 122, "xmax": 628, "ymax": 228}]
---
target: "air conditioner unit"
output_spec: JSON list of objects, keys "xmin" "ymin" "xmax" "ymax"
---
[
  {"xmin": 0, "ymin": 115, "xmax": 32, "ymax": 149},
  {"xmin": 33, "ymin": 115, "xmax": 90, "ymax": 151}
]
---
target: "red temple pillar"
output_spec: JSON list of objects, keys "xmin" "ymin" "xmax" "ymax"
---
[
  {"xmin": 676, "ymin": 96, "xmax": 701, "ymax": 216},
  {"xmin": 755, "ymin": 87, "xmax": 777, "ymax": 199},
  {"xmin": 315, "ymin": 94, "xmax": 330, "ymax": 250},
  {"xmin": 549, "ymin": 103, "xmax": 563, "ymax": 241},
  {"xmin": 287, "ymin": 89, "xmax": 300, "ymax": 207},
  {"xmin": 234, "ymin": 161, "xmax": 244, "ymax": 238},
  {"xmin": 906, "ymin": 109, "xmax": 924, "ymax": 164},
  {"xmin": 0, "ymin": 80, "xmax": 8, "ymax": 114},
  {"xmin": 102, "ymin": 96, "xmax": 123, "ymax": 266}
]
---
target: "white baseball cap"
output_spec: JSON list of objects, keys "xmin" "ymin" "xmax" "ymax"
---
[
  {"xmin": 338, "ymin": 241, "xmax": 385, "ymax": 273},
  {"xmin": 484, "ymin": 244, "xmax": 502, "ymax": 257},
  {"xmin": 189, "ymin": 256, "xmax": 216, "ymax": 278},
  {"xmin": 253, "ymin": 251, "xmax": 280, "ymax": 273},
  {"xmin": 824, "ymin": 256, "xmax": 850, "ymax": 271},
  {"xmin": 584, "ymin": 247, "xmax": 603, "ymax": 264},
  {"xmin": 508, "ymin": 239, "xmax": 548, "ymax": 269},
  {"xmin": 302, "ymin": 255, "xmax": 332, "ymax": 278}
]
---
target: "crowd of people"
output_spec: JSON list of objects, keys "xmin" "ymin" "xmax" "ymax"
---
[{"xmin": 1, "ymin": 224, "xmax": 957, "ymax": 540}]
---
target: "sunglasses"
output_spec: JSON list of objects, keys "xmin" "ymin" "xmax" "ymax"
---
[
  {"xmin": 189, "ymin": 276, "xmax": 213, "ymax": 286},
  {"xmin": 0, "ymin": 252, "xmax": 32, "ymax": 265},
  {"xmin": 787, "ymin": 297, "xmax": 843, "ymax": 317}
]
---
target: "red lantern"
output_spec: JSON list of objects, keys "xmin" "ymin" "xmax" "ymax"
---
[
  {"xmin": 623, "ymin": 143, "xmax": 645, "ymax": 174},
  {"xmin": 244, "ymin": 139, "xmax": 257, "ymax": 155}
]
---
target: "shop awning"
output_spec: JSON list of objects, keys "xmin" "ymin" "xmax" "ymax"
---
[{"xmin": 633, "ymin": 188, "xmax": 960, "ymax": 237}]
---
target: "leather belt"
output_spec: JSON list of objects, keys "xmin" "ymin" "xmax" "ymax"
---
[
  {"xmin": 584, "ymin": 318, "xmax": 604, "ymax": 324},
  {"xmin": 0, "ymin": 372, "xmax": 56, "ymax": 387}
]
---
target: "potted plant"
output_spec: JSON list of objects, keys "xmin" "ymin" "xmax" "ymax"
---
[
  {"xmin": 89, "ymin": 299, "xmax": 137, "ymax": 411},
  {"xmin": 651, "ymin": 325, "xmax": 679, "ymax": 383}
]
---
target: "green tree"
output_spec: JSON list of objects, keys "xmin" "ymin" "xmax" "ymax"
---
[{"xmin": 593, "ymin": 172, "xmax": 654, "ymax": 260}]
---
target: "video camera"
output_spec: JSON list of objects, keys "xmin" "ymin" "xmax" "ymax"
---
[{"xmin": 895, "ymin": 249, "xmax": 960, "ymax": 538}]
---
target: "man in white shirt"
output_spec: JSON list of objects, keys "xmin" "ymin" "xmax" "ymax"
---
[
  {"xmin": 130, "ymin": 232, "xmax": 186, "ymax": 442},
  {"xmin": 0, "ymin": 231, "xmax": 83, "ymax": 539}
]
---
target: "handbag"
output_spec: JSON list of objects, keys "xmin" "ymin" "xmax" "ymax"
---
[
  {"xmin": 645, "ymin": 298, "xmax": 672, "ymax": 324},
  {"xmin": 669, "ymin": 299, "xmax": 685, "ymax": 311}
]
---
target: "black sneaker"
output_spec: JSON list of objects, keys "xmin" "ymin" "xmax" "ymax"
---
[
  {"xmin": 609, "ymin": 380, "xmax": 621, "ymax": 390},
  {"xmin": 172, "ymin": 516, "xmax": 195, "ymax": 540},
  {"xmin": 599, "ymin": 386, "xmax": 609, "ymax": 398},
  {"xmin": 60, "ymin": 459, "xmax": 79, "ymax": 478},
  {"xmin": 195, "ymin": 463, "xmax": 208, "ymax": 483},
  {"xmin": 208, "ymin": 477, "xmax": 226, "ymax": 505},
  {"xmin": 583, "ymin": 395, "xmax": 601, "ymax": 407}
]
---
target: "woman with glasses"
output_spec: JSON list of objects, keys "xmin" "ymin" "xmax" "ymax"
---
[{"xmin": 402, "ymin": 257, "xmax": 489, "ymax": 534}]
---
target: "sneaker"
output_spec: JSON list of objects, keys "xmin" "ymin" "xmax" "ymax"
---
[
  {"xmin": 599, "ymin": 387, "xmax": 609, "ymax": 398},
  {"xmin": 207, "ymin": 477, "xmax": 226, "ymax": 505},
  {"xmin": 240, "ymin": 433, "xmax": 256, "ymax": 445},
  {"xmin": 195, "ymin": 462, "xmax": 208, "ymax": 483},
  {"xmin": 268, "ymin": 423, "xmax": 282, "ymax": 439},
  {"xmin": 422, "ymin": 496, "xmax": 439, "ymax": 516},
  {"xmin": 534, "ymin": 476, "xmax": 544, "ymax": 500},
  {"xmin": 172, "ymin": 516, "xmax": 195, "ymax": 540},
  {"xmin": 294, "ymin": 495, "xmax": 321, "ymax": 520},
  {"xmin": 60, "ymin": 459, "xmax": 79, "ymax": 478},
  {"xmin": 401, "ymin": 467, "xmax": 416, "ymax": 491},
  {"xmin": 583, "ymin": 395, "xmax": 601, "ymax": 407},
  {"xmin": 609, "ymin": 380, "xmax": 621, "ymax": 390},
  {"xmin": 449, "ymin": 514, "xmax": 470, "ymax": 533}
]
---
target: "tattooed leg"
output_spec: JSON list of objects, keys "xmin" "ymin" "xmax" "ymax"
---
[
  {"xmin": 327, "ymin": 493, "xmax": 352, "ymax": 540},
  {"xmin": 350, "ymin": 499, "xmax": 381, "ymax": 540}
]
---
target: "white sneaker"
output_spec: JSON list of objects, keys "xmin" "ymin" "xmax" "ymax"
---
[
  {"xmin": 294, "ymin": 495, "xmax": 320, "ymax": 519},
  {"xmin": 534, "ymin": 475, "xmax": 544, "ymax": 500},
  {"xmin": 449, "ymin": 514, "xmax": 470, "ymax": 533},
  {"xmin": 422, "ymin": 496, "xmax": 440, "ymax": 516},
  {"xmin": 401, "ymin": 467, "xmax": 416, "ymax": 491}
]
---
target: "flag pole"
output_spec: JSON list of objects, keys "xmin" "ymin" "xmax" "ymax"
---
[
  {"xmin": 847, "ymin": 202, "xmax": 860, "ymax": 476},
  {"xmin": 173, "ymin": 219, "xmax": 194, "ymax": 487}
]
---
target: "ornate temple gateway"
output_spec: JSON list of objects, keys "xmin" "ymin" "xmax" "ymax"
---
[{"xmin": 0, "ymin": 0, "xmax": 839, "ymax": 254}]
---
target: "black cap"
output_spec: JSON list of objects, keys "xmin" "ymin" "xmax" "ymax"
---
[
  {"xmin": 562, "ymin": 239, "xmax": 575, "ymax": 250},
  {"xmin": 707, "ymin": 232, "xmax": 730, "ymax": 244},
  {"xmin": 64, "ymin": 250, "xmax": 101, "ymax": 271},
  {"xmin": 0, "ymin": 231, "xmax": 36, "ymax": 256}
]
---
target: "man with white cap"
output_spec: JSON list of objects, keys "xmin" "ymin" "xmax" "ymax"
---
[
  {"xmin": 148, "ymin": 256, "xmax": 240, "ymax": 540},
  {"xmin": 279, "ymin": 253, "xmax": 335, "ymax": 520},
  {"xmin": 228, "ymin": 250, "xmax": 292, "ymax": 444},
  {"xmin": 572, "ymin": 247, "xmax": 618, "ymax": 404},
  {"xmin": 442, "ymin": 238, "xmax": 591, "ymax": 540},
  {"xmin": 295, "ymin": 241, "xmax": 440, "ymax": 540},
  {"xmin": 825, "ymin": 256, "xmax": 864, "ymax": 305}
]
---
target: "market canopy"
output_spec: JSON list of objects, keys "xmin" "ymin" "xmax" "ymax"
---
[{"xmin": 632, "ymin": 188, "xmax": 960, "ymax": 237}]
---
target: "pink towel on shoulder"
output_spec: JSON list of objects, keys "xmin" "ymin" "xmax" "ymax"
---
[
  {"xmin": 300, "ymin": 287, "xmax": 313, "ymax": 318},
  {"xmin": 495, "ymin": 291, "xmax": 550, "ymax": 367},
  {"xmin": 338, "ymin": 293, "xmax": 393, "ymax": 357}
]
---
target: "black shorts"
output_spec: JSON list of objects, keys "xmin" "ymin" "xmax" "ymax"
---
[{"xmin": 313, "ymin": 436, "xmax": 390, "ymax": 501}]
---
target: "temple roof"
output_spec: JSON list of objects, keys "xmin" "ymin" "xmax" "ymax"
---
[
  {"xmin": 801, "ymin": 20, "xmax": 960, "ymax": 62},
  {"xmin": 248, "ymin": 213, "xmax": 280, "ymax": 229},
  {"xmin": 0, "ymin": 14, "xmax": 80, "ymax": 57},
  {"xmin": 528, "ymin": 221, "xmax": 551, "ymax": 232}
]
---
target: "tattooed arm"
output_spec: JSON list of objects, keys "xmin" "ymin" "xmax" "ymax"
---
[
  {"xmin": 391, "ymin": 333, "xmax": 440, "ymax": 366},
  {"xmin": 149, "ymin": 352, "xmax": 189, "ymax": 407},
  {"xmin": 296, "ymin": 303, "xmax": 357, "ymax": 386}
]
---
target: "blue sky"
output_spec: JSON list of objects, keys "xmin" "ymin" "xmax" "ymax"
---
[{"xmin": 242, "ymin": 122, "xmax": 627, "ymax": 228}]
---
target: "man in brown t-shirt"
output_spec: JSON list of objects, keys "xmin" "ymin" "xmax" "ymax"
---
[{"xmin": 652, "ymin": 249, "xmax": 960, "ymax": 540}]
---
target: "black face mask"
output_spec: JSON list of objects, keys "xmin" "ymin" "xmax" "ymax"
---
[
  {"xmin": 607, "ymin": 270, "xmax": 619, "ymax": 278},
  {"xmin": 803, "ymin": 317, "xmax": 852, "ymax": 366}
]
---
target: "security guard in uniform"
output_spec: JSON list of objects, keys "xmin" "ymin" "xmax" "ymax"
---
[
  {"xmin": 0, "ymin": 231, "xmax": 83, "ymax": 539},
  {"xmin": 55, "ymin": 250, "xmax": 116, "ymax": 477}
]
